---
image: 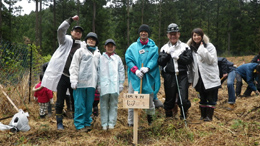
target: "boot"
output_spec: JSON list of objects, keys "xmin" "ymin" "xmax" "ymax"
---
[
  {"xmin": 226, "ymin": 103, "xmax": 235, "ymax": 111},
  {"xmin": 165, "ymin": 109, "xmax": 173, "ymax": 117},
  {"xmin": 199, "ymin": 105, "xmax": 207, "ymax": 120},
  {"xmin": 56, "ymin": 115, "xmax": 64, "ymax": 130},
  {"xmin": 147, "ymin": 115, "xmax": 153, "ymax": 126},
  {"xmin": 172, "ymin": 104, "xmax": 178, "ymax": 118},
  {"xmin": 204, "ymin": 107, "xmax": 214, "ymax": 122}
]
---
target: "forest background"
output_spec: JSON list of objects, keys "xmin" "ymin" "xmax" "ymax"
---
[{"xmin": 1, "ymin": 0, "xmax": 260, "ymax": 60}]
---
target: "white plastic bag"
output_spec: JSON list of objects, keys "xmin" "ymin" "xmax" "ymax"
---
[
  {"xmin": 9, "ymin": 109, "xmax": 30, "ymax": 132},
  {"xmin": 0, "ymin": 122, "xmax": 12, "ymax": 131}
]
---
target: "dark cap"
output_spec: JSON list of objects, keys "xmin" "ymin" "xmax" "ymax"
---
[
  {"xmin": 84, "ymin": 32, "xmax": 99, "ymax": 46},
  {"xmin": 105, "ymin": 39, "xmax": 116, "ymax": 46},
  {"xmin": 72, "ymin": 26, "xmax": 84, "ymax": 32},
  {"xmin": 138, "ymin": 24, "xmax": 151, "ymax": 36}
]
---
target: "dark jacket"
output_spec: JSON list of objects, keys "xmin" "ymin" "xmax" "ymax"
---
[
  {"xmin": 158, "ymin": 49, "xmax": 192, "ymax": 74},
  {"xmin": 218, "ymin": 57, "xmax": 236, "ymax": 79}
]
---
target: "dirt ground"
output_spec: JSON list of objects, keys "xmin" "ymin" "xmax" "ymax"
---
[{"xmin": 0, "ymin": 55, "xmax": 260, "ymax": 146}]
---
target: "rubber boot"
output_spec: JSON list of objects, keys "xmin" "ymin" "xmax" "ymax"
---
[
  {"xmin": 165, "ymin": 109, "xmax": 173, "ymax": 117},
  {"xmin": 204, "ymin": 107, "xmax": 214, "ymax": 122},
  {"xmin": 199, "ymin": 105, "xmax": 207, "ymax": 120},
  {"xmin": 56, "ymin": 115, "xmax": 64, "ymax": 130},
  {"xmin": 147, "ymin": 115, "xmax": 153, "ymax": 126}
]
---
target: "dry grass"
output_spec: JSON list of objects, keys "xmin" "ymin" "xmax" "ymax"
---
[{"xmin": 1, "ymin": 55, "xmax": 260, "ymax": 146}]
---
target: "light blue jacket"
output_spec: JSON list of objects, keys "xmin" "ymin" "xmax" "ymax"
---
[
  {"xmin": 125, "ymin": 38, "xmax": 161, "ymax": 94},
  {"xmin": 98, "ymin": 53, "xmax": 125, "ymax": 96}
]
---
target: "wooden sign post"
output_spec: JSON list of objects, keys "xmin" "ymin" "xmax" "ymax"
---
[{"xmin": 123, "ymin": 92, "xmax": 150, "ymax": 145}]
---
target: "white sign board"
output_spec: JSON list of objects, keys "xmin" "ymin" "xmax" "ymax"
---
[{"xmin": 123, "ymin": 93, "xmax": 150, "ymax": 109}]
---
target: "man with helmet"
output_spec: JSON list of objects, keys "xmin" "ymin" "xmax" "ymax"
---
[
  {"xmin": 42, "ymin": 15, "xmax": 84, "ymax": 130},
  {"xmin": 69, "ymin": 32, "xmax": 101, "ymax": 132},
  {"xmin": 125, "ymin": 24, "xmax": 161, "ymax": 126},
  {"xmin": 158, "ymin": 23, "xmax": 192, "ymax": 119}
]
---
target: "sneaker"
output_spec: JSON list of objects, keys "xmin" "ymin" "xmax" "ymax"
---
[
  {"xmin": 225, "ymin": 104, "xmax": 235, "ymax": 111},
  {"xmin": 77, "ymin": 127, "xmax": 88, "ymax": 132},
  {"xmin": 108, "ymin": 125, "xmax": 114, "ymax": 129},
  {"xmin": 154, "ymin": 99, "xmax": 164, "ymax": 108},
  {"xmin": 102, "ymin": 126, "xmax": 107, "ymax": 130}
]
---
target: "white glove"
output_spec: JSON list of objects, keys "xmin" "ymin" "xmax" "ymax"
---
[
  {"xmin": 140, "ymin": 67, "xmax": 149, "ymax": 74},
  {"xmin": 71, "ymin": 82, "xmax": 77, "ymax": 89},
  {"xmin": 135, "ymin": 70, "xmax": 144, "ymax": 79},
  {"xmin": 50, "ymin": 98, "xmax": 54, "ymax": 104},
  {"xmin": 119, "ymin": 85, "xmax": 124, "ymax": 93},
  {"xmin": 171, "ymin": 53, "xmax": 179, "ymax": 60},
  {"xmin": 97, "ymin": 86, "xmax": 101, "ymax": 93},
  {"xmin": 34, "ymin": 96, "xmax": 38, "ymax": 101}
]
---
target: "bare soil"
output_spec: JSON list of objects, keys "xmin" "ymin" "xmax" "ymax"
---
[{"xmin": 0, "ymin": 56, "xmax": 260, "ymax": 146}]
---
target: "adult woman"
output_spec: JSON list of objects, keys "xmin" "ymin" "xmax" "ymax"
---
[{"xmin": 187, "ymin": 28, "xmax": 221, "ymax": 121}]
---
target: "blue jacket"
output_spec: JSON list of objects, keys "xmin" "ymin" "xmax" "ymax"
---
[
  {"xmin": 125, "ymin": 38, "xmax": 161, "ymax": 94},
  {"xmin": 236, "ymin": 63, "xmax": 258, "ymax": 91}
]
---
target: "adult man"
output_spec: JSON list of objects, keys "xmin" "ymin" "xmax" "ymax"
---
[
  {"xmin": 42, "ymin": 15, "xmax": 83, "ymax": 130},
  {"xmin": 236, "ymin": 63, "xmax": 260, "ymax": 97},
  {"xmin": 125, "ymin": 24, "xmax": 161, "ymax": 126},
  {"xmin": 217, "ymin": 57, "xmax": 237, "ymax": 110},
  {"xmin": 157, "ymin": 23, "xmax": 192, "ymax": 119},
  {"xmin": 242, "ymin": 53, "xmax": 260, "ymax": 97}
]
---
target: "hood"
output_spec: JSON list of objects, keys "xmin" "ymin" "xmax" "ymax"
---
[
  {"xmin": 187, "ymin": 34, "xmax": 210, "ymax": 46},
  {"xmin": 137, "ymin": 37, "xmax": 156, "ymax": 47}
]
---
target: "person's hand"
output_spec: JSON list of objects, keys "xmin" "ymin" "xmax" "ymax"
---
[
  {"xmin": 140, "ymin": 67, "xmax": 149, "ymax": 74},
  {"xmin": 223, "ymin": 73, "xmax": 228, "ymax": 78},
  {"xmin": 135, "ymin": 70, "xmax": 144, "ymax": 79},
  {"xmin": 119, "ymin": 85, "xmax": 124, "ymax": 93},
  {"xmin": 72, "ymin": 15, "xmax": 79, "ymax": 21},
  {"xmin": 255, "ymin": 90, "xmax": 259, "ymax": 96},
  {"xmin": 50, "ymin": 98, "xmax": 54, "ymax": 104},
  {"xmin": 71, "ymin": 82, "xmax": 77, "ymax": 89}
]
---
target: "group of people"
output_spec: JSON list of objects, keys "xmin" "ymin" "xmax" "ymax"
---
[{"xmin": 32, "ymin": 15, "xmax": 260, "ymax": 132}]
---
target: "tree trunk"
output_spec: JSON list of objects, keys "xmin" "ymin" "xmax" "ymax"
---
[
  {"xmin": 0, "ymin": 0, "xmax": 2, "ymax": 40},
  {"xmin": 77, "ymin": 0, "xmax": 80, "ymax": 25},
  {"xmin": 39, "ymin": 0, "xmax": 42, "ymax": 51},
  {"xmin": 127, "ymin": 0, "xmax": 130, "ymax": 47},
  {"xmin": 53, "ymin": 0, "xmax": 57, "ymax": 51},
  {"xmin": 35, "ymin": 0, "xmax": 39, "ymax": 46},
  {"xmin": 158, "ymin": 0, "xmax": 162, "ymax": 48},
  {"xmin": 92, "ymin": 1, "xmax": 96, "ymax": 32},
  {"xmin": 141, "ymin": 0, "xmax": 144, "ymax": 24}
]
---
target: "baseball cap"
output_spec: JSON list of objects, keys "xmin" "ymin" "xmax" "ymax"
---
[{"xmin": 105, "ymin": 39, "xmax": 116, "ymax": 46}]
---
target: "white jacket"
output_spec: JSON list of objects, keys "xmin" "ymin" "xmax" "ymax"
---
[
  {"xmin": 98, "ymin": 53, "xmax": 125, "ymax": 96},
  {"xmin": 41, "ymin": 21, "xmax": 83, "ymax": 91},
  {"xmin": 187, "ymin": 35, "xmax": 221, "ymax": 89},
  {"xmin": 160, "ymin": 40, "xmax": 190, "ymax": 73},
  {"xmin": 69, "ymin": 47, "xmax": 101, "ymax": 88}
]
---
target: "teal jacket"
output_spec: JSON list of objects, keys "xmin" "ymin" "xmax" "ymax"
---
[{"xmin": 125, "ymin": 38, "xmax": 161, "ymax": 94}]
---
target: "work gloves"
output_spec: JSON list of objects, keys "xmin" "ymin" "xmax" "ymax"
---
[
  {"xmin": 135, "ymin": 70, "xmax": 144, "ymax": 79},
  {"xmin": 140, "ymin": 67, "xmax": 149, "ymax": 74},
  {"xmin": 71, "ymin": 82, "xmax": 77, "ymax": 89}
]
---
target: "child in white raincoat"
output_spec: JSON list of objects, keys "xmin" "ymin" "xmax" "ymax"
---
[
  {"xmin": 98, "ymin": 39, "xmax": 125, "ymax": 130},
  {"xmin": 69, "ymin": 32, "xmax": 101, "ymax": 132}
]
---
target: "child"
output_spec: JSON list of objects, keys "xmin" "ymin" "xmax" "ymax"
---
[
  {"xmin": 98, "ymin": 39, "xmax": 125, "ymax": 130},
  {"xmin": 33, "ymin": 74, "xmax": 53, "ymax": 118},
  {"xmin": 69, "ymin": 32, "xmax": 101, "ymax": 132},
  {"xmin": 92, "ymin": 89, "xmax": 100, "ymax": 117}
]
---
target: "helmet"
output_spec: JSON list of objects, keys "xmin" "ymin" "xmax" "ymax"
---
[
  {"xmin": 167, "ymin": 23, "xmax": 179, "ymax": 33},
  {"xmin": 84, "ymin": 32, "xmax": 99, "ymax": 46}
]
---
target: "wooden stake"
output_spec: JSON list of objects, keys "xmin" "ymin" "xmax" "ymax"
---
[{"xmin": 0, "ymin": 84, "xmax": 19, "ymax": 112}]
